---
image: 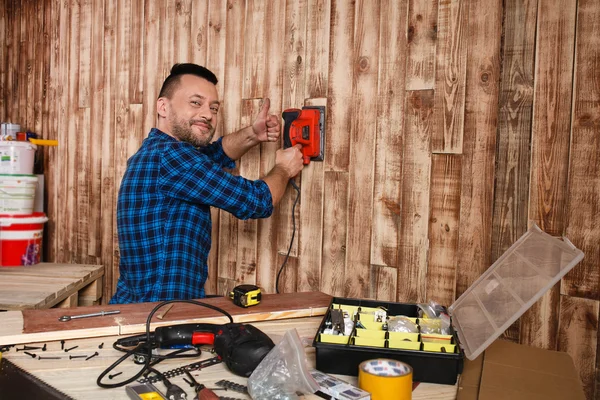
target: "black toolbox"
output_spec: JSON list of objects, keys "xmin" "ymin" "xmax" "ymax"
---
[
  {"xmin": 312, "ymin": 224, "xmax": 585, "ymax": 385},
  {"xmin": 312, "ymin": 297, "xmax": 463, "ymax": 385}
]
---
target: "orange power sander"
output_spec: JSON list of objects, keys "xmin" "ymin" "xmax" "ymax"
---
[{"xmin": 282, "ymin": 106, "xmax": 326, "ymax": 164}]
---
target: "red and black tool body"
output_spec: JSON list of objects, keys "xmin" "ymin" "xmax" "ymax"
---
[
  {"xmin": 126, "ymin": 322, "xmax": 275, "ymax": 377},
  {"xmin": 282, "ymin": 106, "xmax": 325, "ymax": 165}
]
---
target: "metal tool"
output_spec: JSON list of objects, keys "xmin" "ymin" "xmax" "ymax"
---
[{"xmin": 58, "ymin": 310, "xmax": 120, "ymax": 322}]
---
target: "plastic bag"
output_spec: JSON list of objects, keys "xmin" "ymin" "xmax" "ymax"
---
[
  {"xmin": 417, "ymin": 300, "xmax": 451, "ymax": 334},
  {"xmin": 387, "ymin": 316, "xmax": 419, "ymax": 333},
  {"xmin": 248, "ymin": 329, "xmax": 320, "ymax": 400}
]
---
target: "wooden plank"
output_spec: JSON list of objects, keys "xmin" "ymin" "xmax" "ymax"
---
[
  {"xmin": 5, "ymin": 1, "xmax": 19, "ymax": 122},
  {"xmin": 256, "ymin": 0, "xmax": 285, "ymax": 293},
  {"xmin": 344, "ymin": 0, "xmax": 379, "ymax": 298},
  {"xmin": 78, "ymin": 0, "xmax": 91, "ymax": 108},
  {"xmin": 454, "ymin": 0, "xmax": 501, "ymax": 297},
  {"xmin": 432, "ymin": 0, "xmax": 467, "ymax": 153},
  {"xmin": 321, "ymin": 171, "xmax": 348, "ymax": 297},
  {"xmin": 217, "ymin": 0, "xmax": 245, "ymax": 295},
  {"xmin": 129, "ymin": 0, "xmax": 144, "ymax": 104},
  {"xmin": 204, "ymin": 0, "xmax": 228, "ymax": 295},
  {"xmin": 79, "ymin": 276, "xmax": 104, "ymax": 302},
  {"xmin": 278, "ymin": 0, "xmax": 308, "ymax": 260},
  {"xmin": 173, "ymin": 0, "xmax": 192, "ymax": 62},
  {"xmin": 370, "ymin": 0, "xmax": 408, "ymax": 268},
  {"xmin": 235, "ymin": 99, "xmax": 261, "ymax": 286},
  {"xmin": 242, "ymin": 0, "xmax": 266, "ymax": 99},
  {"xmin": 405, "ymin": 0, "xmax": 438, "ymax": 91},
  {"xmin": 141, "ymin": 0, "xmax": 160, "ymax": 133},
  {"xmin": 427, "ymin": 154, "xmax": 461, "ymax": 306},
  {"xmin": 87, "ymin": 0, "xmax": 105, "ymax": 262},
  {"xmin": 529, "ymin": 0, "xmax": 577, "ymax": 236},
  {"xmin": 0, "ymin": 292, "xmax": 332, "ymax": 345},
  {"xmin": 44, "ymin": 0, "xmax": 59, "ymax": 261},
  {"xmin": 190, "ymin": 0, "xmax": 208, "ymax": 66},
  {"xmin": 0, "ymin": 0, "xmax": 6, "ymax": 120},
  {"xmin": 521, "ymin": 0, "xmax": 577, "ymax": 352},
  {"xmin": 276, "ymin": 254, "xmax": 298, "ymax": 295},
  {"xmin": 297, "ymin": 98, "xmax": 326, "ymax": 292},
  {"xmin": 56, "ymin": 292, "xmax": 78, "ymax": 308},
  {"xmin": 558, "ymin": 296, "xmax": 599, "ymax": 400},
  {"xmin": 493, "ymin": 0, "xmax": 537, "ymax": 343},
  {"xmin": 325, "ymin": 0, "xmax": 354, "ymax": 171},
  {"xmin": 32, "ymin": 0, "xmax": 45, "ymax": 133},
  {"xmin": 397, "ymin": 90, "xmax": 433, "ymax": 303},
  {"xmin": 77, "ymin": 106, "xmax": 91, "ymax": 263},
  {"xmin": 22, "ymin": 3, "xmax": 35, "ymax": 130},
  {"xmin": 371, "ymin": 265, "xmax": 397, "ymax": 302},
  {"xmin": 305, "ymin": 0, "xmax": 331, "ymax": 98},
  {"xmin": 562, "ymin": 0, "xmax": 600, "ymax": 300},
  {"xmin": 100, "ymin": 0, "xmax": 117, "ymax": 301}
]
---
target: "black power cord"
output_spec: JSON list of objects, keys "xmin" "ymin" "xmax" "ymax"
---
[
  {"xmin": 275, "ymin": 179, "xmax": 300, "ymax": 294},
  {"xmin": 96, "ymin": 299, "xmax": 234, "ymax": 389}
]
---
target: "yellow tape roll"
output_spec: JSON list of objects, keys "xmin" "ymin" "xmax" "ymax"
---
[{"xmin": 358, "ymin": 359, "xmax": 413, "ymax": 400}]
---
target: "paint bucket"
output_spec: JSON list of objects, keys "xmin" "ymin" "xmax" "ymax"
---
[
  {"xmin": 0, "ymin": 174, "xmax": 38, "ymax": 215},
  {"xmin": 0, "ymin": 141, "xmax": 37, "ymax": 174},
  {"xmin": 0, "ymin": 212, "xmax": 47, "ymax": 266}
]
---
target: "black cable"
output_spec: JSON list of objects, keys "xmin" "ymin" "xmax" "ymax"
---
[
  {"xmin": 275, "ymin": 179, "xmax": 300, "ymax": 294},
  {"xmin": 97, "ymin": 299, "xmax": 234, "ymax": 389}
]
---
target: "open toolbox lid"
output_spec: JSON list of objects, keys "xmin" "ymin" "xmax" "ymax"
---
[{"xmin": 448, "ymin": 223, "xmax": 584, "ymax": 361}]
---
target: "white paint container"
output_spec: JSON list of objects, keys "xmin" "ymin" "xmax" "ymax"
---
[
  {"xmin": 0, "ymin": 141, "xmax": 37, "ymax": 175},
  {"xmin": 0, "ymin": 174, "xmax": 39, "ymax": 215}
]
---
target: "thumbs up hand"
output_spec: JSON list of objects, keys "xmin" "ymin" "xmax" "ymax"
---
[{"xmin": 252, "ymin": 98, "xmax": 281, "ymax": 143}]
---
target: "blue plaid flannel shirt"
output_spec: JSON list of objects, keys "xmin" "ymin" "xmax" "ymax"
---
[{"xmin": 110, "ymin": 128, "xmax": 273, "ymax": 304}]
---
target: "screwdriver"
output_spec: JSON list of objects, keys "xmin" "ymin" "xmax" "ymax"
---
[{"xmin": 183, "ymin": 370, "xmax": 219, "ymax": 400}]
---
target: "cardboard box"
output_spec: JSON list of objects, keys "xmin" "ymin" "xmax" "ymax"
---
[{"xmin": 458, "ymin": 340, "xmax": 585, "ymax": 400}]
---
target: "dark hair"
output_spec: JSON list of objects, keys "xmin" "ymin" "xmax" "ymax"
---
[{"xmin": 158, "ymin": 63, "xmax": 218, "ymax": 99}]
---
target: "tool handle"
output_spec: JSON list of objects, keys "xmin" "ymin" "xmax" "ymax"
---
[
  {"xmin": 282, "ymin": 109, "xmax": 301, "ymax": 148},
  {"xmin": 155, "ymin": 323, "xmax": 219, "ymax": 348},
  {"xmin": 195, "ymin": 386, "xmax": 220, "ymax": 400}
]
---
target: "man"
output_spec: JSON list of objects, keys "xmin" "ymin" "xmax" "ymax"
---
[{"xmin": 110, "ymin": 63, "xmax": 303, "ymax": 304}]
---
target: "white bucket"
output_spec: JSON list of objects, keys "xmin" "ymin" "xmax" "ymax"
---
[
  {"xmin": 0, "ymin": 175, "xmax": 38, "ymax": 215},
  {"xmin": 0, "ymin": 141, "xmax": 37, "ymax": 174}
]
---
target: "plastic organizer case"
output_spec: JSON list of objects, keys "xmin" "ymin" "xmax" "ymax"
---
[
  {"xmin": 312, "ymin": 223, "xmax": 585, "ymax": 385},
  {"xmin": 313, "ymin": 297, "xmax": 464, "ymax": 384}
]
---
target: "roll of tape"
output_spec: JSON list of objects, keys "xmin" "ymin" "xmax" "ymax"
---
[{"xmin": 358, "ymin": 359, "xmax": 413, "ymax": 400}]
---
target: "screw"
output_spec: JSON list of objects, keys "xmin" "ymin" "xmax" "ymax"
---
[
  {"xmin": 42, "ymin": 344, "xmax": 47, "ymax": 352},
  {"xmin": 24, "ymin": 351, "xmax": 36, "ymax": 358},
  {"xmin": 61, "ymin": 340, "xmax": 65, "ymax": 350},
  {"xmin": 64, "ymin": 345, "xmax": 79, "ymax": 352},
  {"xmin": 69, "ymin": 355, "xmax": 87, "ymax": 359},
  {"xmin": 86, "ymin": 351, "xmax": 99, "ymax": 361},
  {"xmin": 16, "ymin": 347, "xmax": 26, "ymax": 352},
  {"xmin": 38, "ymin": 356, "xmax": 61, "ymax": 360},
  {"xmin": 108, "ymin": 371, "xmax": 123, "ymax": 379},
  {"xmin": 98, "ymin": 342, "xmax": 104, "ymax": 349},
  {"xmin": 24, "ymin": 346, "xmax": 42, "ymax": 350}
]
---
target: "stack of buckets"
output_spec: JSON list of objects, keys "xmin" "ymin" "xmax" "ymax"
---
[{"xmin": 0, "ymin": 131, "xmax": 47, "ymax": 267}]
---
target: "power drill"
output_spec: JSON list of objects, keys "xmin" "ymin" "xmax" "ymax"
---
[{"xmin": 122, "ymin": 322, "xmax": 275, "ymax": 377}]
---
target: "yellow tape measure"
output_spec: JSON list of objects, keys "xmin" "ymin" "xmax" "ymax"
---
[
  {"xmin": 358, "ymin": 359, "xmax": 413, "ymax": 400},
  {"xmin": 229, "ymin": 284, "xmax": 261, "ymax": 308}
]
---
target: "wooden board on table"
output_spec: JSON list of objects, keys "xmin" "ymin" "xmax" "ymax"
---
[
  {"xmin": 0, "ymin": 264, "xmax": 104, "ymax": 310},
  {"xmin": 0, "ymin": 292, "xmax": 332, "ymax": 346}
]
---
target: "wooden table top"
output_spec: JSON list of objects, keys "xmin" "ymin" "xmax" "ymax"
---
[
  {"xmin": 0, "ymin": 263, "xmax": 104, "ymax": 310},
  {"xmin": 0, "ymin": 317, "xmax": 458, "ymax": 400}
]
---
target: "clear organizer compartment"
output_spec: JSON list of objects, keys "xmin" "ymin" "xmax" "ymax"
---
[{"xmin": 449, "ymin": 223, "xmax": 584, "ymax": 360}]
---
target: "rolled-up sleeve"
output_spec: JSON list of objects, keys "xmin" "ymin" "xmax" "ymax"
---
[
  {"xmin": 198, "ymin": 137, "xmax": 236, "ymax": 169},
  {"xmin": 158, "ymin": 142, "xmax": 273, "ymax": 220}
]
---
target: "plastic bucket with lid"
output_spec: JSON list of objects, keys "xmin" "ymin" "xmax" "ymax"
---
[
  {"xmin": 0, "ymin": 174, "xmax": 38, "ymax": 214},
  {"xmin": 0, "ymin": 141, "xmax": 37, "ymax": 174},
  {"xmin": 0, "ymin": 212, "xmax": 47, "ymax": 266}
]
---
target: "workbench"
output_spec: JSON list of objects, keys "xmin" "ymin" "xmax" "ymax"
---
[
  {"xmin": 0, "ymin": 263, "xmax": 104, "ymax": 310},
  {"xmin": 0, "ymin": 292, "xmax": 458, "ymax": 399}
]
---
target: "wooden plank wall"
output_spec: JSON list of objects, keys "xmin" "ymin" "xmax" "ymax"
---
[{"xmin": 0, "ymin": 0, "xmax": 599, "ymax": 397}]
